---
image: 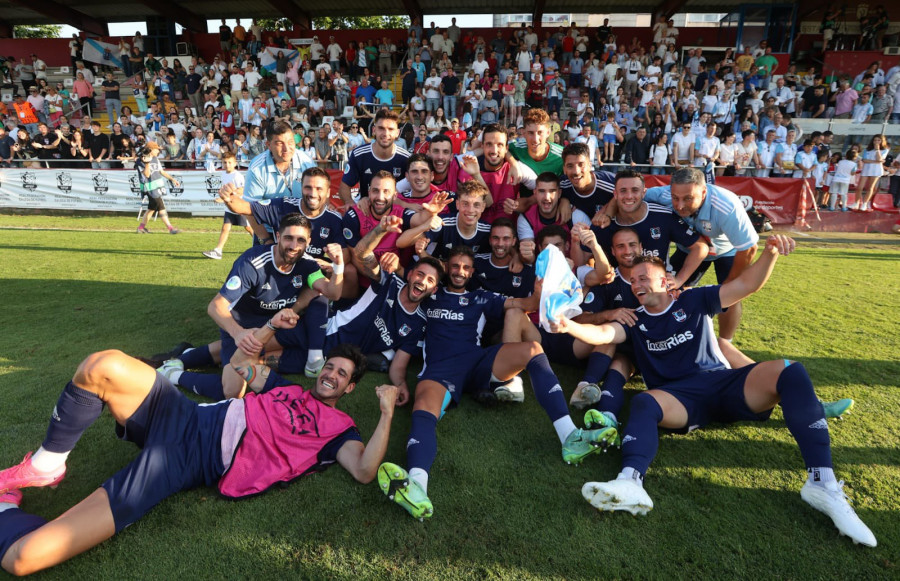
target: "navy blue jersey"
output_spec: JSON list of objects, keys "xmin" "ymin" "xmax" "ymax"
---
[
  {"xmin": 249, "ymin": 198, "xmax": 345, "ymax": 258},
  {"xmin": 627, "ymin": 286, "xmax": 729, "ymax": 389},
  {"xmin": 219, "ymin": 245, "xmax": 325, "ymax": 328},
  {"xmin": 425, "ymin": 217, "xmax": 492, "ymax": 260},
  {"xmin": 341, "ymin": 144, "xmax": 410, "ymax": 198},
  {"xmin": 472, "ymin": 253, "xmax": 535, "ymax": 298},
  {"xmin": 326, "ymin": 271, "xmax": 426, "ymax": 357},
  {"xmin": 583, "ymin": 269, "xmax": 639, "ymax": 311},
  {"xmin": 560, "ymin": 170, "xmax": 616, "ymax": 217},
  {"xmin": 592, "ymin": 202, "xmax": 700, "ymax": 270},
  {"xmin": 423, "ymin": 287, "xmax": 507, "ymax": 361}
]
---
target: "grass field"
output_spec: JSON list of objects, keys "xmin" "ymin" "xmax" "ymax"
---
[{"xmin": 0, "ymin": 213, "xmax": 898, "ymax": 580}]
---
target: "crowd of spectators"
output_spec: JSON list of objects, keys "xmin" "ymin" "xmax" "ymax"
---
[{"xmin": 0, "ymin": 17, "xmax": 897, "ymax": 189}]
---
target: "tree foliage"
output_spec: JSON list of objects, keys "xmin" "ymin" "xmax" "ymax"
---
[
  {"xmin": 14, "ymin": 24, "xmax": 62, "ymax": 39},
  {"xmin": 312, "ymin": 16, "xmax": 410, "ymax": 30}
]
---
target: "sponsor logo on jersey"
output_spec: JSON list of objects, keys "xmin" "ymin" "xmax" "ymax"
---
[
  {"xmin": 364, "ymin": 168, "xmax": 372, "ymax": 174},
  {"xmin": 399, "ymin": 324, "xmax": 412, "ymax": 336},
  {"xmin": 646, "ymin": 331, "xmax": 694, "ymax": 351},
  {"xmin": 512, "ymin": 276, "xmax": 522, "ymax": 287},
  {"xmin": 650, "ymin": 226, "xmax": 661, "ymax": 239},
  {"xmin": 262, "ymin": 282, "xmax": 272, "ymax": 290},
  {"xmin": 672, "ymin": 309, "xmax": 687, "ymax": 322},
  {"xmin": 292, "ymin": 275, "xmax": 305, "ymax": 288},
  {"xmin": 320, "ymin": 226, "xmax": 330, "ymax": 238},
  {"xmin": 427, "ymin": 308, "xmax": 464, "ymax": 320},
  {"xmin": 459, "ymin": 296, "xmax": 469, "ymax": 306},
  {"xmin": 259, "ymin": 297, "xmax": 297, "ymax": 310},
  {"xmin": 386, "ymin": 299, "xmax": 394, "ymax": 308},
  {"xmin": 613, "ymin": 293, "xmax": 622, "ymax": 302},
  {"xmin": 343, "ymin": 227, "xmax": 353, "ymax": 240},
  {"xmin": 639, "ymin": 324, "xmax": 648, "ymax": 331},
  {"xmin": 225, "ymin": 275, "xmax": 241, "ymax": 290},
  {"xmin": 374, "ymin": 315, "xmax": 393, "ymax": 346}
]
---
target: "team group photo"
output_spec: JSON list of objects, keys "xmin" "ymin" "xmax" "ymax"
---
[{"xmin": 0, "ymin": 6, "xmax": 898, "ymax": 579}]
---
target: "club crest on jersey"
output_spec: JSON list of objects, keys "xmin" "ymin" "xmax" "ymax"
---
[
  {"xmin": 512, "ymin": 276, "xmax": 522, "ymax": 287},
  {"xmin": 673, "ymin": 309, "xmax": 687, "ymax": 322},
  {"xmin": 292, "ymin": 275, "xmax": 305, "ymax": 288},
  {"xmin": 225, "ymin": 275, "xmax": 241, "ymax": 291},
  {"xmin": 701, "ymin": 220, "xmax": 712, "ymax": 232},
  {"xmin": 392, "ymin": 167, "xmax": 402, "ymax": 177},
  {"xmin": 650, "ymin": 227, "xmax": 661, "ymax": 239},
  {"xmin": 459, "ymin": 296, "xmax": 469, "ymax": 306},
  {"xmin": 399, "ymin": 324, "xmax": 412, "ymax": 336},
  {"xmin": 320, "ymin": 227, "xmax": 330, "ymax": 238},
  {"xmin": 343, "ymin": 228, "xmax": 353, "ymax": 240},
  {"xmin": 584, "ymin": 291, "xmax": 595, "ymax": 303}
]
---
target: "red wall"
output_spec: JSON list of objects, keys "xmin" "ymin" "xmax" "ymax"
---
[{"xmin": 823, "ymin": 50, "xmax": 900, "ymax": 79}]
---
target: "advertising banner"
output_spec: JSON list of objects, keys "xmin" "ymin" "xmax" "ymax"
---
[{"xmin": 0, "ymin": 168, "xmax": 350, "ymax": 216}]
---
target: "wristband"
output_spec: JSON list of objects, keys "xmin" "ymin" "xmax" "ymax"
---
[
  {"xmin": 265, "ymin": 319, "xmax": 277, "ymax": 331},
  {"xmin": 332, "ymin": 263, "xmax": 345, "ymax": 275}
]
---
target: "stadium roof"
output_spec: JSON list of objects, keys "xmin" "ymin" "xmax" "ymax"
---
[{"xmin": 0, "ymin": 0, "xmax": 815, "ymax": 36}]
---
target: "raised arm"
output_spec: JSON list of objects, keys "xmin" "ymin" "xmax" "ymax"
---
[
  {"xmin": 719, "ymin": 235, "xmax": 793, "ymax": 308},
  {"xmin": 311, "ymin": 243, "xmax": 345, "ymax": 300},
  {"xmin": 336, "ymin": 384, "xmax": 399, "ymax": 483},
  {"xmin": 354, "ymin": 215, "xmax": 403, "ymax": 279}
]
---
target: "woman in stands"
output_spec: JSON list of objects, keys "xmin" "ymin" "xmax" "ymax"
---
[
  {"xmin": 67, "ymin": 129, "xmax": 89, "ymax": 169},
  {"xmin": 854, "ymin": 134, "xmax": 889, "ymax": 212}
]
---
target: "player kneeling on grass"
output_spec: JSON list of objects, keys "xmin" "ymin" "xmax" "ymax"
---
[
  {"xmin": 377, "ymin": 245, "xmax": 618, "ymax": 521},
  {"xmin": 0, "ymin": 328, "xmax": 401, "ymax": 576},
  {"xmin": 550, "ymin": 236, "xmax": 876, "ymax": 546}
]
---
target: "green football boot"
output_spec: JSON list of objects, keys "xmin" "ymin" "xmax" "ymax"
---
[
  {"xmin": 562, "ymin": 427, "xmax": 618, "ymax": 465},
  {"xmin": 377, "ymin": 462, "xmax": 434, "ymax": 521},
  {"xmin": 584, "ymin": 409, "xmax": 622, "ymax": 447},
  {"xmin": 821, "ymin": 398, "xmax": 854, "ymax": 420}
]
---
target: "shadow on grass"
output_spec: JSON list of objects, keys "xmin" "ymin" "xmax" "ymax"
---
[
  {"xmin": 803, "ymin": 250, "xmax": 900, "ymax": 262},
  {"xmin": 0, "ymin": 244, "xmax": 211, "ymax": 260}
]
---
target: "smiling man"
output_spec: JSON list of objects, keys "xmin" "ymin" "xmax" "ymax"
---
[
  {"xmin": 641, "ymin": 168, "xmax": 759, "ymax": 346},
  {"xmin": 0, "ymin": 338, "xmax": 400, "ymax": 575},
  {"xmin": 378, "ymin": 245, "xmax": 619, "ymax": 521},
  {"xmin": 200, "ymin": 214, "xmax": 343, "ymax": 399},
  {"xmin": 551, "ymin": 237, "xmax": 876, "ymax": 547}
]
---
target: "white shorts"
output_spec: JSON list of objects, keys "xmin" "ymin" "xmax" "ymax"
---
[{"xmin": 829, "ymin": 181, "xmax": 849, "ymax": 195}]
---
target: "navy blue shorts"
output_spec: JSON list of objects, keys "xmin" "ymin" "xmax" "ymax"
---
[
  {"xmin": 219, "ymin": 324, "xmax": 308, "ymax": 368},
  {"xmin": 418, "ymin": 344, "xmax": 503, "ymax": 406},
  {"xmin": 224, "ymin": 212, "xmax": 249, "ymax": 227},
  {"xmin": 101, "ymin": 373, "xmax": 229, "ymax": 532},
  {"xmin": 275, "ymin": 333, "xmax": 340, "ymax": 375},
  {"xmin": 657, "ymin": 364, "xmax": 772, "ymax": 433},
  {"xmin": 538, "ymin": 327, "xmax": 584, "ymax": 368},
  {"xmin": 669, "ymin": 250, "xmax": 735, "ymax": 287}
]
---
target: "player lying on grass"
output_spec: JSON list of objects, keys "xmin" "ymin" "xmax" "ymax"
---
[
  {"xmin": 0, "ymin": 327, "xmax": 400, "ymax": 575},
  {"xmin": 550, "ymin": 235, "xmax": 876, "ymax": 547}
]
